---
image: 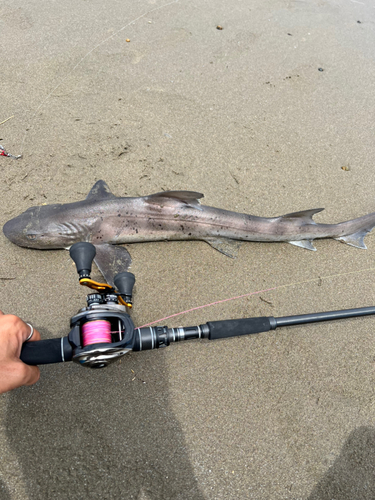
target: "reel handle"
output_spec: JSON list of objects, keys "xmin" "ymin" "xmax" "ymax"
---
[
  {"xmin": 69, "ymin": 242, "xmax": 96, "ymax": 279},
  {"xmin": 114, "ymin": 272, "xmax": 135, "ymax": 304}
]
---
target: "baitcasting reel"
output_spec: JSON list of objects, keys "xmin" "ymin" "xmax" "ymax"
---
[
  {"xmin": 20, "ymin": 242, "xmax": 375, "ymax": 369},
  {"xmin": 24, "ymin": 241, "xmax": 139, "ymax": 368},
  {"xmin": 20, "ymin": 242, "xmax": 213, "ymax": 369},
  {"xmin": 67, "ymin": 242, "xmax": 136, "ymax": 368}
]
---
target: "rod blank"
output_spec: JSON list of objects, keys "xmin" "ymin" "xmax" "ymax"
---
[{"xmin": 275, "ymin": 306, "xmax": 375, "ymax": 328}]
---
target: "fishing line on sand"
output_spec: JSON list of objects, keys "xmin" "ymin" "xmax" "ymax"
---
[
  {"xmin": 136, "ymin": 267, "xmax": 375, "ymax": 328},
  {"xmin": 18, "ymin": 0, "xmax": 179, "ymax": 155},
  {"xmin": 0, "ymin": 116, "xmax": 14, "ymax": 126}
]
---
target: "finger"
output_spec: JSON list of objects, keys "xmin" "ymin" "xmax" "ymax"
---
[
  {"xmin": 0, "ymin": 311, "xmax": 4, "ymax": 316},
  {"xmin": 0, "ymin": 362, "xmax": 40, "ymax": 393},
  {"xmin": 30, "ymin": 329, "xmax": 41, "ymax": 341},
  {"xmin": 15, "ymin": 361, "xmax": 40, "ymax": 386},
  {"xmin": 26, "ymin": 326, "xmax": 41, "ymax": 342},
  {"xmin": 23, "ymin": 323, "xmax": 41, "ymax": 343}
]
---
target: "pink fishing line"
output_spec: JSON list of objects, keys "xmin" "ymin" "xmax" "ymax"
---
[
  {"xmin": 135, "ymin": 267, "xmax": 375, "ymax": 330},
  {"xmin": 136, "ymin": 285, "xmax": 279, "ymax": 329},
  {"xmin": 82, "ymin": 320, "xmax": 112, "ymax": 346}
]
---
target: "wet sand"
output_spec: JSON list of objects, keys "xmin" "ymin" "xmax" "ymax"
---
[{"xmin": 1, "ymin": 0, "xmax": 375, "ymax": 498}]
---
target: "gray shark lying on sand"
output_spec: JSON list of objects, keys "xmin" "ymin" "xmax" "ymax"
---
[{"xmin": 3, "ymin": 180, "xmax": 375, "ymax": 284}]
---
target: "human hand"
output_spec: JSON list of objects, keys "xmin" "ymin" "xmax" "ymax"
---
[{"xmin": 0, "ymin": 311, "xmax": 41, "ymax": 394}]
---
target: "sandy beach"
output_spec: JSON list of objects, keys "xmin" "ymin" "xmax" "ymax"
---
[{"xmin": 1, "ymin": 0, "xmax": 375, "ymax": 498}]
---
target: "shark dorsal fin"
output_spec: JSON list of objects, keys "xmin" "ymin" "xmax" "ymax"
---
[
  {"xmin": 281, "ymin": 208, "xmax": 324, "ymax": 223},
  {"xmin": 146, "ymin": 191, "xmax": 204, "ymax": 209},
  {"xmin": 86, "ymin": 180, "xmax": 117, "ymax": 201}
]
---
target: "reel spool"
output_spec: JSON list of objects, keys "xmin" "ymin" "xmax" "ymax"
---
[
  {"xmin": 69, "ymin": 307, "xmax": 135, "ymax": 369},
  {"xmin": 82, "ymin": 320, "xmax": 112, "ymax": 346}
]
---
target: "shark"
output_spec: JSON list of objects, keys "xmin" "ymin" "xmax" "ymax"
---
[{"xmin": 3, "ymin": 180, "xmax": 375, "ymax": 284}]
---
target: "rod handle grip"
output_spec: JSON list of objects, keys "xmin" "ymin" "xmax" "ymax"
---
[
  {"xmin": 20, "ymin": 337, "xmax": 72, "ymax": 365},
  {"xmin": 206, "ymin": 317, "xmax": 274, "ymax": 340}
]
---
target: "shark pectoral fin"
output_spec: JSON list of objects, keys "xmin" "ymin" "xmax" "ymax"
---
[
  {"xmin": 335, "ymin": 232, "xmax": 367, "ymax": 249},
  {"xmin": 93, "ymin": 243, "xmax": 132, "ymax": 287},
  {"xmin": 146, "ymin": 191, "xmax": 204, "ymax": 210},
  {"xmin": 282, "ymin": 208, "xmax": 324, "ymax": 223},
  {"xmin": 288, "ymin": 240, "xmax": 317, "ymax": 251},
  {"xmin": 204, "ymin": 237, "xmax": 241, "ymax": 258},
  {"xmin": 86, "ymin": 180, "xmax": 117, "ymax": 201}
]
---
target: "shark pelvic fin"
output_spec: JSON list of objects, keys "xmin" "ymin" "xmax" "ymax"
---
[
  {"xmin": 86, "ymin": 180, "xmax": 117, "ymax": 201},
  {"xmin": 335, "ymin": 231, "xmax": 368, "ymax": 249},
  {"xmin": 288, "ymin": 240, "xmax": 317, "ymax": 251},
  {"xmin": 146, "ymin": 191, "xmax": 204, "ymax": 210},
  {"xmin": 282, "ymin": 208, "xmax": 324, "ymax": 223},
  {"xmin": 93, "ymin": 243, "xmax": 132, "ymax": 287},
  {"xmin": 204, "ymin": 237, "xmax": 241, "ymax": 258}
]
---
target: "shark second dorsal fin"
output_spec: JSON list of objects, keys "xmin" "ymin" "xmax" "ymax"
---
[
  {"xmin": 146, "ymin": 191, "xmax": 204, "ymax": 210},
  {"xmin": 281, "ymin": 208, "xmax": 324, "ymax": 223},
  {"xmin": 86, "ymin": 180, "xmax": 117, "ymax": 201}
]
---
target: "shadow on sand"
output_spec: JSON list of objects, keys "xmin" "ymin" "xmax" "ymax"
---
[
  {"xmin": 0, "ymin": 479, "xmax": 11, "ymax": 500},
  {"xmin": 309, "ymin": 426, "xmax": 375, "ymax": 500},
  {"xmin": 5, "ymin": 346, "xmax": 205, "ymax": 500}
]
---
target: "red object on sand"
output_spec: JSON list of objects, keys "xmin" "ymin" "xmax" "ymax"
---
[{"xmin": 0, "ymin": 145, "xmax": 21, "ymax": 159}]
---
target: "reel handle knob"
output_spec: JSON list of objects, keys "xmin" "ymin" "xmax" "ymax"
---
[
  {"xmin": 114, "ymin": 272, "xmax": 136, "ymax": 303},
  {"xmin": 70, "ymin": 242, "xmax": 96, "ymax": 279}
]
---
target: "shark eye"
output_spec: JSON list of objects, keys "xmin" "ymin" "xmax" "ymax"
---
[{"xmin": 26, "ymin": 234, "xmax": 37, "ymax": 240}]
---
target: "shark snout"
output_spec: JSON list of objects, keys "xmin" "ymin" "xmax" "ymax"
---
[
  {"xmin": 3, "ymin": 204, "xmax": 79, "ymax": 249},
  {"xmin": 3, "ymin": 215, "xmax": 30, "ymax": 246},
  {"xmin": 2, "ymin": 206, "xmax": 47, "ymax": 248}
]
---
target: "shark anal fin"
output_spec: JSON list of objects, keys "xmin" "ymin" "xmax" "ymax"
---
[
  {"xmin": 204, "ymin": 237, "xmax": 241, "ymax": 258},
  {"xmin": 282, "ymin": 208, "xmax": 324, "ymax": 223},
  {"xmin": 146, "ymin": 191, "xmax": 204, "ymax": 210},
  {"xmin": 335, "ymin": 232, "xmax": 367, "ymax": 249},
  {"xmin": 288, "ymin": 240, "xmax": 317, "ymax": 251},
  {"xmin": 86, "ymin": 180, "xmax": 117, "ymax": 201},
  {"xmin": 93, "ymin": 243, "xmax": 132, "ymax": 287}
]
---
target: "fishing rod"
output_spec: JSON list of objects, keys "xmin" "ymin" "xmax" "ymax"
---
[{"xmin": 20, "ymin": 242, "xmax": 375, "ymax": 368}]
